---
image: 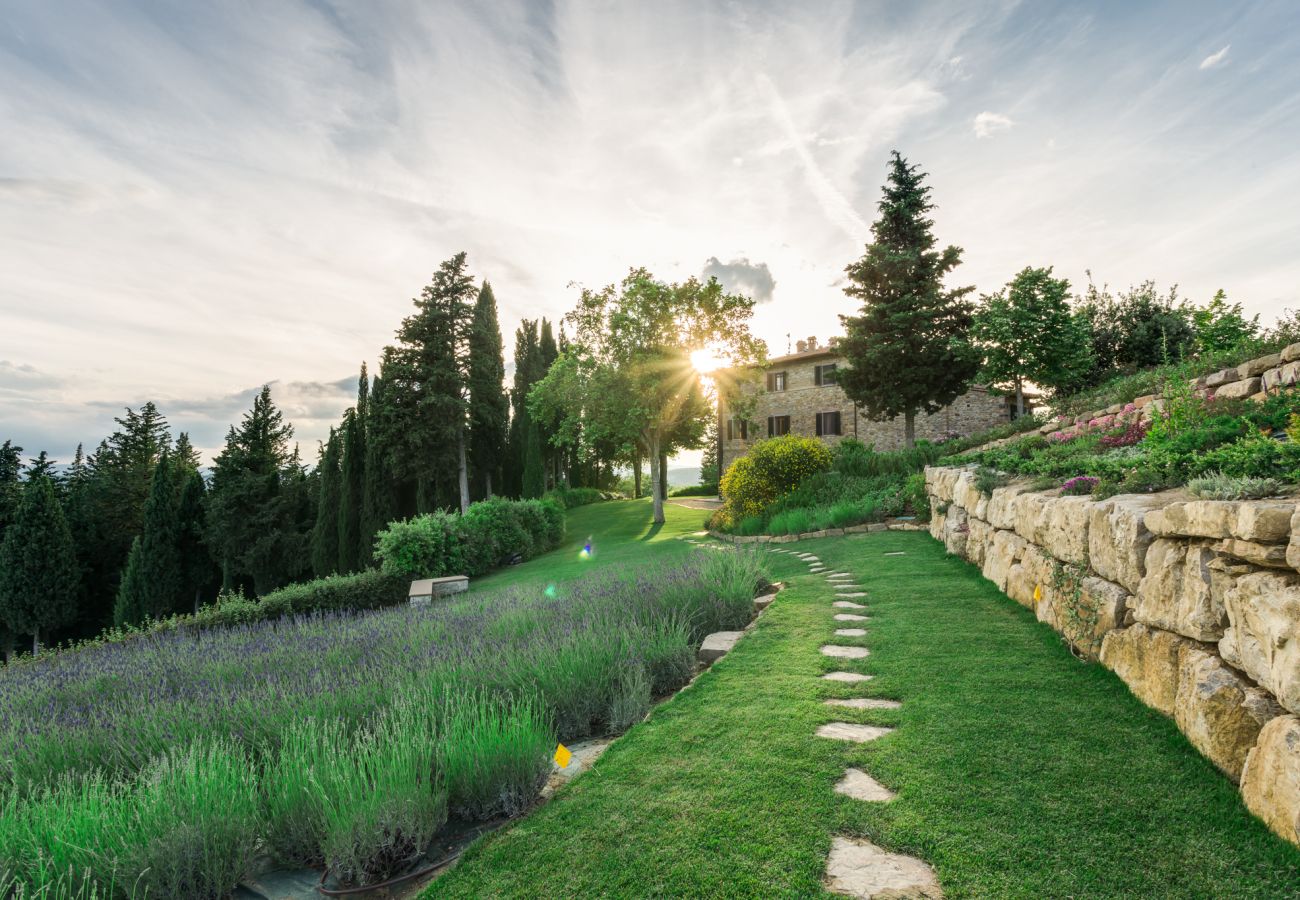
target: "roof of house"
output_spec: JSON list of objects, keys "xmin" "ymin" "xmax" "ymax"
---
[{"xmin": 764, "ymin": 345, "xmax": 843, "ymax": 366}]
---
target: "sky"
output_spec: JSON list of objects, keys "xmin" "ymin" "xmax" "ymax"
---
[{"xmin": 2, "ymin": 0, "xmax": 1299, "ymax": 470}]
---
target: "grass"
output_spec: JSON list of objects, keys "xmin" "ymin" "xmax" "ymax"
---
[
  {"xmin": 426, "ymin": 529, "xmax": 1300, "ymax": 898},
  {"xmin": 465, "ymin": 497, "xmax": 707, "ymax": 593}
]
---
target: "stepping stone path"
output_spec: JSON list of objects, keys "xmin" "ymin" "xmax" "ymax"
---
[
  {"xmin": 821, "ymin": 644, "xmax": 869, "ymax": 659},
  {"xmin": 815, "ymin": 722, "xmax": 892, "ymax": 743},
  {"xmin": 825, "ymin": 697, "xmax": 902, "ymax": 710},
  {"xmin": 824, "ymin": 836, "xmax": 943, "ymax": 898},
  {"xmin": 753, "ymin": 593, "xmax": 777, "ymax": 612},
  {"xmin": 883, "ymin": 551, "xmax": 907, "ymax": 557},
  {"xmin": 810, "ymin": 566, "xmax": 827, "ymax": 573},
  {"xmin": 834, "ymin": 768, "xmax": 896, "ymax": 803},
  {"xmin": 810, "ymin": 556, "xmax": 940, "ymax": 897}
]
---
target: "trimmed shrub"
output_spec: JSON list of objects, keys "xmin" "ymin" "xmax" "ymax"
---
[
  {"xmin": 718, "ymin": 435, "xmax": 832, "ymax": 522},
  {"xmin": 544, "ymin": 486, "xmax": 608, "ymax": 509},
  {"xmin": 376, "ymin": 498, "xmax": 566, "ymax": 580},
  {"xmin": 1187, "ymin": 471, "xmax": 1283, "ymax": 500}
]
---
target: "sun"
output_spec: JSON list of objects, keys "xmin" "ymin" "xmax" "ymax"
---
[{"xmin": 690, "ymin": 346, "xmax": 728, "ymax": 374}]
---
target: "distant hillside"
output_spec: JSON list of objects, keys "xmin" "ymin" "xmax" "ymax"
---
[{"xmin": 667, "ymin": 466, "xmax": 700, "ymax": 488}]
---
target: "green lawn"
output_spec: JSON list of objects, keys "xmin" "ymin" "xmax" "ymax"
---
[
  {"xmin": 466, "ymin": 497, "xmax": 708, "ymax": 592},
  {"xmin": 426, "ymin": 515, "xmax": 1300, "ymax": 898}
]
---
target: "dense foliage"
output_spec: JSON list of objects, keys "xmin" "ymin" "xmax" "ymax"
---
[
  {"xmin": 0, "ymin": 551, "xmax": 766, "ymax": 894},
  {"xmin": 716, "ymin": 435, "xmax": 833, "ymax": 526},
  {"xmin": 375, "ymin": 497, "xmax": 566, "ymax": 580},
  {"xmin": 838, "ymin": 152, "xmax": 980, "ymax": 446}
]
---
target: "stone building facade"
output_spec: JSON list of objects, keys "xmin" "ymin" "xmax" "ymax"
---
[{"xmin": 719, "ymin": 345, "xmax": 1016, "ymax": 471}]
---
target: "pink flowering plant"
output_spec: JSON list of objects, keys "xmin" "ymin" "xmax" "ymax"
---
[{"xmin": 1060, "ymin": 475, "xmax": 1100, "ymax": 496}]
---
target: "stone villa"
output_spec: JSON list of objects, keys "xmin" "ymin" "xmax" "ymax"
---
[{"xmin": 719, "ymin": 338, "xmax": 1021, "ymax": 471}]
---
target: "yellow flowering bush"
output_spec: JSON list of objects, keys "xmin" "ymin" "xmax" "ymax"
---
[{"xmin": 717, "ymin": 436, "xmax": 833, "ymax": 527}]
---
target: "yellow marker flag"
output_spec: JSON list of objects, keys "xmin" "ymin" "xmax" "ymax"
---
[
  {"xmin": 554, "ymin": 743, "xmax": 572, "ymax": 768},
  {"xmin": 1033, "ymin": 584, "xmax": 1043, "ymax": 604}
]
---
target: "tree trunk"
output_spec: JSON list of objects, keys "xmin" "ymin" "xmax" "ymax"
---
[
  {"xmin": 456, "ymin": 425, "xmax": 470, "ymax": 514},
  {"xmin": 1015, "ymin": 380, "xmax": 1025, "ymax": 419},
  {"xmin": 648, "ymin": 434, "xmax": 665, "ymax": 524},
  {"xmin": 904, "ymin": 409, "xmax": 916, "ymax": 448},
  {"xmin": 633, "ymin": 455, "xmax": 642, "ymax": 499},
  {"xmin": 485, "ymin": 470, "xmax": 494, "ymax": 499},
  {"xmin": 32, "ymin": 628, "xmax": 40, "ymax": 656},
  {"xmin": 194, "ymin": 588, "xmax": 201, "ymax": 614},
  {"xmin": 659, "ymin": 454, "xmax": 668, "ymax": 501}
]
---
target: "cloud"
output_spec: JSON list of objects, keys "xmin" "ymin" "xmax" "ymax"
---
[
  {"xmin": 1199, "ymin": 45, "xmax": 1230, "ymax": 70},
  {"xmin": 973, "ymin": 111, "xmax": 1014, "ymax": 138},
  {"xmin": 0, "ymin": 361, "xmax": 67, "ymax": 397},
  {"xmin": 702, "ymin": 257, "xmax": 777, "ymax": 304}
]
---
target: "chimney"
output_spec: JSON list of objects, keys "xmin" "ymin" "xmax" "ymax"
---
[
  {"xmin": 795, "ymin": 339, "xmax": 808, "ymax": 353},
  {"xmin": 806, "ymin": 336, "xmax": 818, "ymax": 350}
]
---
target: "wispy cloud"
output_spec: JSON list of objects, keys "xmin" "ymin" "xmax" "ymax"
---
[
  {"xmin": 973, "ymin": 111, "xmax": 1015, "ymax": 138},
  {"xmin": 1200, "ymin": 45, "xmax": 1231, "ymax": 70},
  {"xmin": 1, "ymin": 1, "xmax": 1298, "ymax": 468}
]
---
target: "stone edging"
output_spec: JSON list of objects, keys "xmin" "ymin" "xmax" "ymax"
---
[{"xmin": 708, "ymin": 522, "xmax": 927, "ymax": 544}]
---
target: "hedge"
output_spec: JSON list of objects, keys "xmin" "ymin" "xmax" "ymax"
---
[{"xmin": 376, "ymin": 497, "xmax": 566, "ymax": 580}]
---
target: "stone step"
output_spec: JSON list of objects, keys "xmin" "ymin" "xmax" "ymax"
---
[
  {"xmin": 834, "ymin": 628, "xmax": 867, "ymax": 637},
  {"xmin": 835, "ymin": 591, "xmax": 867, "ymax": 598},
  {"xmin": 698, "ymin": 631, "xmax": 743, "ymax": 664},
  {"xmin": 834, "ymin": 768, "xmax": 896, "ymax": 803},
  {"xmin": 834, "ymin": 613, "xmax": 869, "ymax": 622},
  {"xmin": 824, "ymin": 836, "xmax": 942, "ymax": 898},
  {"xmin": 815, "ymin": 722, "xmax": 892, "ymax": 742},
  {"xmin": 753, "ymin": 593, "xmax": 777, "ymax": 613},
  {"xmin": 825, "ymin": 697, "xmax": 901, "ymax": 710},
  {"xmin": 827, "ymin": 573, "xmax": 853, "ymax": 579},
  {"xmin": 834, "ymin": 600, "xmax": 867, "ymax": 609},
  {"xmin": 821, "ymin": 644, "xmax": 870, "ymax": 659},
  {"xmin": 822, "ymin": 671, "xmax": 873, "ymax": 683}
]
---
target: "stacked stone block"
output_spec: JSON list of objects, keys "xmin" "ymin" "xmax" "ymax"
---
[{"xmin": 926, "ymin": 467, "xmax": 1300, "ymax": 846}]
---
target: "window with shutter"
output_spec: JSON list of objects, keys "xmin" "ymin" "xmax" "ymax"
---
[{"xmin": 815, "ymin": 364, "xmax": 838, "ymax": 386}]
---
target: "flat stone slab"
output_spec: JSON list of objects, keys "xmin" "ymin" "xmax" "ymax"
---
[
  {"xmin": 836, "ymin": 592, "xmax": 867, "ymax": 598},
  {"xmin": 810, "ymin": 566, "xmax": 827, "ymax": 573},
  {"xmin": 827, "ymin": 572, "xmax": 853, "ymax": 579},
  {"xmin": 834, "ymin": 628, "xmax": 868, "ymax": 637},
  {"xmin": 883, "ymin": 551, "xmax": 907, "ymax": 557},
  {"xmin": 826, "ymin": 697, "xmax": 902, "ymax": 710},
  {"xmin": 823, "ymin": 671, "xmax": 874, "ymax": 682},
  {"xmin": 834, "ymin": 600, "xmax": 867, "ymax": 609},
  {"xmin": 834, "ymin": 768, "xmax": 896, "ymax": 803},
  {"xmin": 541, "ymin": 738, "xmax": 613, "ymax": 799},
  {"xmin": 821, "ymin": 644, "xmax": 870, "ymax": 659},
  {"xmin": 824, "ymin": 836, "xmax": 942, "ymax": 898},
  {"xmin": 699, "ymin": 631, "xmax": 744, "ymax": 664},
  {"xmin": 753, "ymin": 593, "xmax": 777, "ymax": 612},
  {"xmin": 816, "ymin": 722, "xmax": 893, "ymax": 743},
  {"xmin": 833, "ymin": 585, "xmax": 864, "ymax": 591},
  {"xmin": 834, "ymin": 613, "xmax": 869, "ymax": 621}
]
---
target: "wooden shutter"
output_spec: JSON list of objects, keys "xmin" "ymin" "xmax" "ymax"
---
[
  {"xmin": 815, "ymin": 413, "xmax": 823, "ymax": 436},
  {"xmin": 831, "ymin": 411, "xmax": 841, "ymax": 435},
  {"xmin": 814, "ymin": 366, "xmax": 822, "ymax": 386},
  {"xmin": 726, "ymin": 419, "xmax": 733, "ymax": 441}
]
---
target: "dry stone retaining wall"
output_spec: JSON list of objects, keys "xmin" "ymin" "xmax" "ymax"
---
[{"xmin": 925, "ymin": 465, "xmax": 1300, "ymax": 846}]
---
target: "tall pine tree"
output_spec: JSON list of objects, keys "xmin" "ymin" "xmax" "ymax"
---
[
  {"xmin": 113, "ymin": 537, "xmax": 145, "ymax": 628},
  {"xmin": 0, "ymin": 477, "xmax": 79, "ymax": 652},
  {"xmin": 385, "ymin": 253, "xmax": 477, "ymax": 513},
  {"xmin": 838, "ymin": 152, "xmax": 979, "ymax": 447},
  {"xmin": 312, "ymin": 428, "xmax": 342, "ymax": 578},
  {"xmin": 468, "ymin": 282, "xmax": 509, "ymax": 499},
  {"xmin": 506, "ymin": 320, "xmax": 542, "ymax": 497},
  {"xmin": 337, "ymin": 365, "xmax": 367, "ymax": 573}
]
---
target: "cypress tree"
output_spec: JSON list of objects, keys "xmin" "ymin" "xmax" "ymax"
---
[
  {"xmin": 136, "ymin": 454, "xmax": 183, "ymax": 620},
  {"xmin": 337, "ymin": 408, "xmax": 364, "ymax": 574},
  {"xmin": 361, "ymin": 370, "xmax": 398, "ymax": 562},
  {"xmin": 0, "ymin": 477, "xmax": 79, "ymax": 652},
  {"xmin": 177, "ymin": 469, "xmax": 212, "ymax": 612},
  {"xmin": 506, "ymin": 320, "xmax": 541, "ymax": 497},
  {"xmin": 838, "ymin": 152, "xmax": 979, "ymax": 447},
  {"xmin": 522, "ymin": 414, "xmax": 545, "ymax": 499},
  {"xmin": 113, "ymin": 537, "xmax": 145, "ymax": 628},
  {"xmin": 0, "ymin": 440, "xmax": 23, "ymax": 543},
  {"xmin": 468, "ymin": 282, "xmax": 509, "ymax": 499},
  {"xmin": 311, "ymin": 428, "xmax": 342, "ymax": 578}
]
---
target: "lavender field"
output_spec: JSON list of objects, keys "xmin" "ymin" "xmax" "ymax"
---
[{"xmin": 0, "ymin": 550, "xmax": 766, "ymax": 897}]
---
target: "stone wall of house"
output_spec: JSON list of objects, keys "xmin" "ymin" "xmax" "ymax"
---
[
  {"xmin": 720, "ymin": 353, "xmax": 1012, "ymax": 471},
  {"xmin": 925, "ymin": 466, "xmax": 1300, "ymax": 847}
]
